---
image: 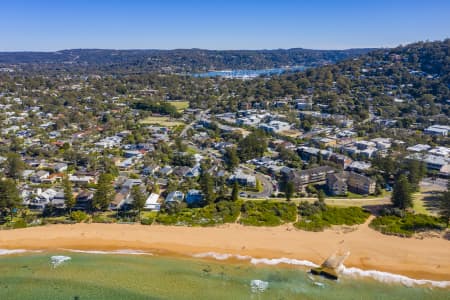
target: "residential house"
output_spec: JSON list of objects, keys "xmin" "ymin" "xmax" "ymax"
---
[
  {"xmin": 110, "ymin": 189, "xmax": 130, "ymax": 210},
  {"xmin": 185, "ymin": 189, "xmax": 204, "ymax": 205},
  {"xmin": 30, "ymin": 170, "xmax": 50, "ymax": 183},
  {"xmin": 73, "ymin": 191, "xmax": 94, "ymax": 211},
  {"xmin": 53, "ymin": 162, "xmax": 68, "ymax": 173},
  {"xmin": 228, "ymin": 170, "xmax": 256, "ymax": 187},
  {"xmin": 159, "ymin": 165, "xmax": 173, "ymax": 176},
  {"xmin": 424, "ymin": 125, "xmax": 450, "ymax": 136},
  {"xmin": 69, "ymin": 174, "xmax": 96, "ymax": 186},
  {"xmin": 165, "ymin": 191, "xmax": 184, "ymax": 203},
  {"xmin": 29, "ymin": 188, "xmax": 57, "ymax": 210},
  {"xmin": 144, "ymin": 193, "xmax": 161, "ymax": 211}
]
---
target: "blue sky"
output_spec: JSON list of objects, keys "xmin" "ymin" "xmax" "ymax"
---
[{"xmin": 1, "ymin": 0, "xmax": 449, "ymax": 51}]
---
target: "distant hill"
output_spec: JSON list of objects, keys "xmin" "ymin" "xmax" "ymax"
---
[
  {"xmin": 223, "ymin": 39, "xmax": 449, "ymax": 123},
  {"xmin": 0, "ymin": 48, "xmax": 375, "ymax": 74}
]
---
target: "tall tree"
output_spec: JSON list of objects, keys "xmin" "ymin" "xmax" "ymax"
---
[
  {"xmin": 92, "ymin": 173, "xmax": 115, "ymax": 211},
  {"xmin": 63, "ymin": 176, "xmax": 75, "ymax": 214},
  {"xmin": 224, "ymin": 147, "xmax": 240, "ymax": 172},
  {"xmin": 238, "ymin": 130, "xmax": 267, "ymax": 161},
  {"xmin": 317, "ymin": 190, "xmax": 326, "ymax": 203},
  {"xmin": 5, "ymin": 153, "xmax": 24, "ymax": 180},
  {"xmin": 404, "ymin": 160, "xmax": 426, "ymax": 191},
  {"xmin": 131, "ymin": 185, "xmax": 146, "ymax": 219},
  {"xmin": 0, "ymin": 178, "xmax": 22, "ymax": 220},
  {"xmin": 231, "ymin": 181, "xmax": 239, "ymax": 202},
  {"xmin": 439, "ymin": 181, "xmax": 450, "ymax": 227},
  {"xmin": 285, "ymin": 181, "xmax": 294, "ymax": 202},
  {"xmin": 152, "ymin": 182, "xmax": 160, "ymax": 194},
  {"xmin": 391, "ymin": 174, "xmax": 412, "ymax": 209},
  {"xmin": 200, "ymin": 172, "xmax": 215, "ymax": 204}
]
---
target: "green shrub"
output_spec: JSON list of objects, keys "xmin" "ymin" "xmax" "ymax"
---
[
  {"xmin": 294, "ymin": 206, "xmax": 370, "ymax": 231},
  {"xmin": 156, "ymin": 201, "xmax": 242, "ymax": 226},
  {"xmin": 12, "ymin": 219, "xmax": 27, "ymax": 229},
  {"xmin": 70, "ymin": 211, "xmax": 89, "ymax": 223},
  {"xmin": 140, "ymin": 217, "xmax": 154, "ymax": 225},
  {"xmin": 370, "ymin": 213, "xmax": 445, "ymax": 237},
  {"xmin": 240, "ymin": 201, "xmax": 297, "ymax": 226},
  {"xmin": 91, "ymin": 215, "xmax": 116, "ymax": 223}
]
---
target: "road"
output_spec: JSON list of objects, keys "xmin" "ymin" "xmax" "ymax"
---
[
  {"xmin": 420, "ymin": 177, "xmax": 448, "ymax": 190},
  {"xmin": 180, "ymin": 109, "xmax": 210, "ymax": 138},
  {"xmin": 239, "ymin": 165, "xmax": 274, "ymax": 198}
]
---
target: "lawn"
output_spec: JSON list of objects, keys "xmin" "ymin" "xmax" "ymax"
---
[
  {"xmin": 139, "ymin": 116, "xmax": 185, "ymax": 127},
  {"xmin": 412, "ymin": 191, "xmax": 440, "ymax": 216},
  {"xmin": 327, "ymin": 190, "xmax": 390, "ymax": 199},
  {"xmin": 168, "ymin": 101, "xmax": 189, "ymax": 112}
]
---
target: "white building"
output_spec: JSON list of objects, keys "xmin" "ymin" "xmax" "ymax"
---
[
  {"xmin": 424, "ymin": 125, "xmax": 450, "ymax": 136},
  {"xmin": 144, "ymin": 193, "xmax": 160, "ymax": 211}
]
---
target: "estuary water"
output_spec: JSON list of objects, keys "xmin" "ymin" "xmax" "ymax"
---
[
  {"xmin": 0, "ymin": 250, "xmax": 448, "ymax": 300},
  {"xmin": 193, "ymin": 66, "xmax": 306, "ymax": 78}
]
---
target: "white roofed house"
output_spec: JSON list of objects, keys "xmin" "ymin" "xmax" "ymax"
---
[
  {"xmin": 165, "ymin": 191, "xmax": 184, "ymax": 203},
  {"xmin": 428, "ymin": 146, "xmax": 450, "ymax": 158},
  {"xmin": 69, "ymin": 174, "xmax": 95, "ymax": 186},
  {"xmin": 29, "ymin": 188, "xmax": 58, "ymax": 210},
  {"xmin": 407, "ymin": 144, "xmax": 432, "ymax": 152},
  {"xmin": 406, "ymin": 153, "xmax": 450, "ymax": 173},
  {"xmin": 144, "ymin": 193, "xmax": 161, "ymax": 211},
  {"xmin": 30, "ymin": 170, "xmax": 50, "ymax": 183},
  {"xmin": 424, "ymin": 125, "xmax": 450, "ymax": 136},
  {"xmin": 123, "ymin": 178, "xmax": 142, "ymax": 189},
  {"xmin": 227, "ymin": 170, "xmax": 256, "ymax": 187},
  {"xmin": 53, "ymin": 162, "xmax": 68, "ymax": 173},
  {"xmin": 117, "ymin": 158, "xmax": 135, "ymax": 170},
  {"xmin": 259, "ymin": 120, "xmax": 291, "ymax": 133}
]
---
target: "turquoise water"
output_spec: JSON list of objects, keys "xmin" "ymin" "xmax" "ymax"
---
[{"xmin": 0, "ymin": 251, "xmax": 448, "ymax": 300}]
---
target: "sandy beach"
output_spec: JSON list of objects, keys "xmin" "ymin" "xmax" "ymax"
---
[{"xmin": 0, "ymin": 219, "xmax": 449, "ymax": 281}]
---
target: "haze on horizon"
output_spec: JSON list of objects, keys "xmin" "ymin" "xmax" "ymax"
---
[{"xmin": 1, "ymin": 0, "xmax": 449, "ymax": 51}]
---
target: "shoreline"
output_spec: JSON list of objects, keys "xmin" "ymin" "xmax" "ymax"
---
[{"xmin": 0, "ymin": 221, "xmax": 449, "ymax": 282}]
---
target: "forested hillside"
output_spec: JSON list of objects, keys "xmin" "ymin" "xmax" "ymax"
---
[
  {"xmin": 0, "ymin": 48, "xmax": 373, "ymax": 74},
  {"xmin": 217, "ymin": 40, "xmax": 449, "ymax": 125}
]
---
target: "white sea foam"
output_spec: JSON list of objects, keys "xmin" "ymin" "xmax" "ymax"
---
[
  {"xmin": 313, "ymin": 281, "xmax": 325, "ymax": 287},
  {"xmin": 50, "ymin": 255, "xmax": 71, "ymax": 267},
  {"xmin": 250, "ymin": 257, "xmax": 319, "ymax": 268},
  {"xmin": 192, "ymin": 252, "xmax": 450, "ymax": 289},
  {"xmin": 250, "ymin": 279, "xmax": 269, "ymax": 293},
  {"xmin": 61, "ymin": 249, "xmax": 152, "ymax": 256},
  {"xmin": 193, "ymin": 252, "xmax": 318, "ymax": 267},
  {"xmin": 340, "ymin": 265, "xmax": 450, "ymax": 288},
  {"xmin": 0, "ymin": 249, "xmax": 42, "ymax": 255},
  {"xmin": 193, "ymin": 252, "xmax": 250, "ymax": 260}
]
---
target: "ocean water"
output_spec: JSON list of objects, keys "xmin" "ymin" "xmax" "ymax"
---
[{"xmin": 0, "ymin": 250, "xmax": 448, "ymax": 300}]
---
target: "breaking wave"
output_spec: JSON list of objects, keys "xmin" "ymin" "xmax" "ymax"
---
[
  {"xmin": 51, "ymin": 255, "xmax": 71, "ymax": 267},
  {"xmin": 192, "ymin": 251, "xmax": 450, "ymax": 289},
  {"xmin": 340, "ymin": 266, "xmax": 450, "ymax": 289},
  {"xmin": 192, "ymin": 252, "xmax": 318, "ymax": 268},
  {"xmin": 0, "ymin": 249, "xmax": 42, "ymax": 255},
  {"xmin": 250, "ymin": 279, "xmax": 269, "ymax": 293},
  {"xmin": 193, "ymin": 252, "xmax": 250, "ymax": 261}
]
